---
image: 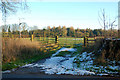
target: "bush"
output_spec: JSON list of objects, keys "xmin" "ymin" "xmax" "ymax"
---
[{"xmin": 94, "ymin": 39, "xmax": 120, "ymax": 65}]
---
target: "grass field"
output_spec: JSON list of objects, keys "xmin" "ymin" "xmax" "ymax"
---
[{"xmin": 34, "ymin": 37, "xmax": 95, "ymax": 47}]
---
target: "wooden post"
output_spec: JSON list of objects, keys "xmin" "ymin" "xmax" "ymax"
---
[
  {"xmin": 84, "ymin": 37, "xmax": 88, "ymax": 47},
  {"xmin": 84, "ymin": 37, "xmax": 86, "ymax": 47},
  {"xmin": 31, "ymin": 34, "xmax": 33, "ymax": 42},
  {"xmin": 55, "ymin": 36, "xmax": 58, "ymax": 44}
]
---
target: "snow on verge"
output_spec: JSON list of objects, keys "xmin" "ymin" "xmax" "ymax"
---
[
  {"xmin": 52, "ymin": 47, "xmax": 77, "ymax": 57},
  {"xmin": 2, "ymin": 70, "xmax": 11, "ymax": 73},
  {"xmin": 38, "ymin": 55, "xmax": 95, "ymax": 75}
]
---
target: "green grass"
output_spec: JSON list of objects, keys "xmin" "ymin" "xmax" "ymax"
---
[
  {"xmin": 59, "ymin": 38, "xmax": 84, "ymax": 47},
  {"xmin": 34, "ymin": 37, "xmax": 96, "ymax": 48},
  {"xmin": 34, "ymin": 37, "xmax": 84, "ymax": 47}
]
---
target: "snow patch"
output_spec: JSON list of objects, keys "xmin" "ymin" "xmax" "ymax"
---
[
  {"xmin": 2, "ymin": 70, "xmax": 11, "ymax": 73},
  {"xmin": 97, "ymin": 73, "xmax": 109, "ymax": 76},
  {"xmin": 22, "ymin": 63, "xmax": 33, "ymax": 68},
  {"xmin": 61, "ymin": 57, "xmax": 75, "ymax": 69},
  {"xmin": 52, "ymin": 47, "xmax": 77, "ymax": 57},
  {"xmin": 37, "ymin": 55, "xmax": 95, "ymax": 75},
  {"xmin": 108, "ymin": 65, "xmax": 119, "ymax": 70}
]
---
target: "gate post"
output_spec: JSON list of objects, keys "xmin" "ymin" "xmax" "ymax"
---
[
  {"xmin": 84, "ymin": 37, "xmax": 88, "ymax": 47},
  {"xmin": 55, "ymin": 36, "xmax": 58, "ymax": 44}
]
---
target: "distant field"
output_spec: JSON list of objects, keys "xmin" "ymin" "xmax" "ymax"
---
[{"xmin": 34, "ymin": 37, "xmax": 96, "ymax": 47}]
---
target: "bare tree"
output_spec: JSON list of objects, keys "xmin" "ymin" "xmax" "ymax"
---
[
  {"xmin": 98, "ymin": 9, "xmax": 117, "ymax": 38},
  {"xmin": 11, "ymin": 24, "xmax": 18, "ymax": 32},
  {"xmin": 98, "ymin": 9, "xmax": 107, "ymax": 38},
  {"xmin": 118, "ymin": 1, "xmax": 120, "ymax": 38},
  {"xmin": 108, "ymin": 17, "xmax": 117, "ymax": 37},
  {"xmin": 0, "ymin": 0, "xmax": 28, "ymax": 31},
  {"xmin": 1, "ymin": 25, "xmax": 8, "ymax": 32}
]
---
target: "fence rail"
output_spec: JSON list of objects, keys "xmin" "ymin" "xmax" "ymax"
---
[
  {"xmin": 2, "ymin": 33, "xmax": 104, "ymax": 47},
  {"xmin": 84, "ymin": 36, "xmax": 104, "ymax": 47}
]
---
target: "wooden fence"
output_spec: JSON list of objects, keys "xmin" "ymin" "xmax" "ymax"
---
[
  {"xmin": 2, "ymin": 32, "xmax": 104, "ymax": 46},
  {"xmin": 84, "ymin": 36, "xmax": 104, "ymax": 47}
]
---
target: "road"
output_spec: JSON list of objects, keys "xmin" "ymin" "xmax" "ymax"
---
[
  {"xmin": 2, "ymin": 58, "xmax": 120, "ymax": 80},
  {"xmin": 2, "ymin": 73, "xmax": 120, "ymax": 80},
  {"xmin": 2, "ymin": 55, "xmax": 120, "ymax": 80}
]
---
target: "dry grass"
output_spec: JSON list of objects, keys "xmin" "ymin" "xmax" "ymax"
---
[
  {"xmin": 2, "ymin": 37, "xmax": 61, "ymax": 70},
  {"xmin": 2, "ymin": 38, "xmax": 42, "ymax": 63}
]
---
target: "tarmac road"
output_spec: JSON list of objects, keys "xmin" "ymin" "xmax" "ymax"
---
[
  {"xmin": 2, "ymin": 58, "xmax": 120, "ymax": 80},
  {"xmin": 2, "ymin": 73, "xmax": 120, "ymax": 80}
]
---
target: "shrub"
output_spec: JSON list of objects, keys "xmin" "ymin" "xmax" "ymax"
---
[{"xmin": 94, "ymin": 39, "xmax": 120, "ymax": 65}]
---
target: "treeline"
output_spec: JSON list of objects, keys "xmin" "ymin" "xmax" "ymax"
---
[
  {"xmin": 2, "ymin": 24, "xmax": 118, "ymax": 38},
  {"xmin": 31, "ymin": 26, "xmax": 118, "ymax": 38}
]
